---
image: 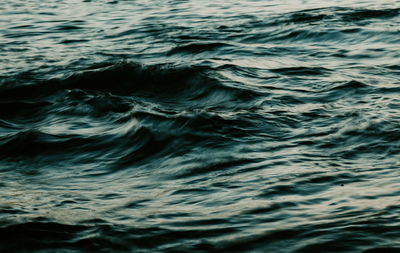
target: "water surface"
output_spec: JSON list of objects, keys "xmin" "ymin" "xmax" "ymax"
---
[{"xmin": 1, "ymin": 0, "xmax": 400, "ymax": 252}]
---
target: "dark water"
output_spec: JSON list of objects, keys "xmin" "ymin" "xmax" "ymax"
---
[{"xmin": 1, "ymin": 0, "xmax": 400, "ymax": 252}]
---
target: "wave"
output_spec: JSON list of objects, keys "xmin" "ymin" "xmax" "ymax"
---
[
  {"xmin": 0, "ymin": 101, "xmax": 52, "ymax": 118},
  {"xmin": 0, "ymin": 130, "xmax": 95, "ymax": 160},
  {"xmin": 230, "ymin": 7, "xmax": 400, "ymax": 45},
  {"xmin": 167, "ymin": 42, "xmax": 231, "ymax": 55},
  {"xmin": 0, "ymin": 61, "xmax": 259, "ymax": 108},
  {"xmin": 1, "ymin": 218, "xmax": 398, "ymax": 253},
  {"xmin": 270, "ymin": 66, "xmax": 331, "ymax": 76},
  {"xmin": 277, "ymin": 7, "xmax": 399, "ymax": 25}
]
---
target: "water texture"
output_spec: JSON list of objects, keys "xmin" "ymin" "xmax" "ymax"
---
[{"xmin": 1, "ymin": 0, "xmax": 400, "ymax": 252}]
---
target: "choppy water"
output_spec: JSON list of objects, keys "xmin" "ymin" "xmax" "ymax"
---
[{"xmin": 1, "ymin": 0, "xmax": 400, "ymax": 252}]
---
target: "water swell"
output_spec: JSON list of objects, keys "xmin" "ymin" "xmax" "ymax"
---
[
  {"xmin": 271, "ymin": 7, "xmax": 400, "ymax": 26},
  {"xmin": 0, "ymin": 61, "xmax": 259, "ymax": 107},
  {"xmin": 1, "ymin": 219, "xmax": 398, "ymax": 253}
]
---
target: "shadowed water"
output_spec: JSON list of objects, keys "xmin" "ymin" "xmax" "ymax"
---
[{"xmin": 1, "ymin": 0, "xmax": 400, "ymax": 252}]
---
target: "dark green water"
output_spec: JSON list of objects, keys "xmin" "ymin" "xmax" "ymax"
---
[{"xmin": 1, "ymin": 0, "xmax": 400, "ymax": 252}]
